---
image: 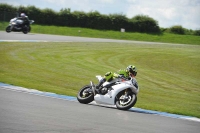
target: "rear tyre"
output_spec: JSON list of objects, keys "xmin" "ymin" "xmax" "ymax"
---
[
  {"xmin": 77, "ymin": 85, "xmax": 94, "ymax": 104},
  {"xmin": 6, "ymin": 26, "xmax": 11, "ymax": 33}
]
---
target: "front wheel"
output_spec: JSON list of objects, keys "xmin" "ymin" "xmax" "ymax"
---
[
  {"xmin": 6, "ymin": 26, "xmax": 11, "ymax": 33},
  {"xmin": 77, "ymin": 85, "xmax": 94, "ymax": 104},
  {"xmin": 115, "ymin": 89, "xmax": 137, "ymax": 110},
  {"xmin": 28, "ymin": 26, "xmax": 31, "ymax": 32}
]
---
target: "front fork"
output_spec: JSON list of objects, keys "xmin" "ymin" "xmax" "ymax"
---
[{"xmin": 123, "ymin": 89, "xmax": 131, "ymax": 101}]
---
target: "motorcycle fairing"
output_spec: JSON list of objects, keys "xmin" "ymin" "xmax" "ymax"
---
[{"xmin": 94, "ymin": 81, "xmax": 137, "ymax": 105}]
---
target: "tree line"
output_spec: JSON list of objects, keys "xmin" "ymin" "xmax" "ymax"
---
[{"xmin": 0, "ymin": 3, "xmax": 199, "ymax": 35}]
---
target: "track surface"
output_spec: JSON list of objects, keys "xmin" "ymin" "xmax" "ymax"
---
[
  {"xmin": 0, "ymin": 31, "xmax": 169, "ymax": 44},
  {"xmin": 0, "ymin": 88, "xmax": 199, "ymax": 133},
  {"xmin": 0, "ymin": 31, "xmax": 199, "ymax": 133}
]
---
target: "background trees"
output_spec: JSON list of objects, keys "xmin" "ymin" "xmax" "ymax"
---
[{"xmin": 0, "ymin": 3, "xmax": 199, "ymax": 35}]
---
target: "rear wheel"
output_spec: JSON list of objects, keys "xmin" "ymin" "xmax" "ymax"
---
[
  {"xmin": 115, "ymin": 89, "xmax": 137, "ymax": 110},
  {"xmin": 6, "ymin": 26, "xmax": 11, "ymax": 33},
  {"xmin": 77, "ymin": 85, "xmax": 94, "ymax": 104}
]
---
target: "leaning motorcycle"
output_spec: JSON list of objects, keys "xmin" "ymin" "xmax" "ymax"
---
[
  {"xmin": 5, "ymin": 18, "xmax": 34, "ymax": 34},
  {"xmin": 77, "ymin": 75, "xmax": 139, "ymax": 110}
]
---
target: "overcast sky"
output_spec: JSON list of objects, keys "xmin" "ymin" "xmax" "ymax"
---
[{"xmin": 1, "ymin": 0, "xmax": 200, "ymax": 30}]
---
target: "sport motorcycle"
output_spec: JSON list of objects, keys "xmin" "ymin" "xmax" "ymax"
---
[
  {"xmin": 6, "ymin": 17, "xmax": 34, "ymax": 34},
  {"xmin": 77, "ymin": 75, "xmax": 139, "ymax": 110}
]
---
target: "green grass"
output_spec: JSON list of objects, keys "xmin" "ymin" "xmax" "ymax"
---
[
  {"xmin": 0, "ymin": 42, "xmax": 200, "ymax": 118},
  {"xmin": 31, "ymin": 25, "xmax": 200, "ymax": 45},
  {"xmin": 1, "ymin": 21, "xmax": 200, "ymax": 45}
]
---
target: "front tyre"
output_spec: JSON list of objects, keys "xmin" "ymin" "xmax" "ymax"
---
[
  {"xmin": 28, "ymin": 25, "xmax": 31, "ymax": 32},
  {"xmin": 22, "ymin": 25, "xmax": 28, "ymax": 34},
  {"xmin": 115, "ymin": 90, "xmax": 137, "ymax": 110},
  {"xmin": 77, "ymin": 85, "xmax": 94, "ymax": 104}
]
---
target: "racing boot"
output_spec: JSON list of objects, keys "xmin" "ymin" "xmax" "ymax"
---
[{"xmin": 95, "ymin": 78, "xmax": 106, "ymax": 94}]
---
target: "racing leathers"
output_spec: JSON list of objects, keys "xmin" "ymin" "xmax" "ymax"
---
[{"xmin": 96, "ymin": 69, "xmax": 138, "ymax": 93}]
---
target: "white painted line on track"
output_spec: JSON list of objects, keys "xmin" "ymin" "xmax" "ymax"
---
[{"xmin": 0, "ymin": 82, "xmax": 199, "ymax": 122}]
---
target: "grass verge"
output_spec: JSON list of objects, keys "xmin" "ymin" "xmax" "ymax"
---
[{"xmin": 0, "ymin": 42, "xmax": 199, "ymax": 118}]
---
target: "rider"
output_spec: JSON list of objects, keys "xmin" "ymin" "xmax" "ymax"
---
[
  {"xmin": 18, "ymin": 13, "xmax": 30, "ymax": 27},
  {"xmin": 95, "ymin": 65, "xmax": 138, "ymax": 93}
]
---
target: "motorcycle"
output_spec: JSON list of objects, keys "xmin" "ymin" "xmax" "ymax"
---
[
  {"xmin": 6, "ymin": 17, "xmax": 34, "ymax": 34},
  {"xmin": 77, "ymin": 75, "xmax": 139, "ymax": 110}
]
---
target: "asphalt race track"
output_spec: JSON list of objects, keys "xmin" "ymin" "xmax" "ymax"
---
[
  {"xmin": 0, "ymin": 87, "xmax": 199, "ymax": 133},
  {"xmin": 0, "ymin": 31, "xmax": 169, "ymax": 44},
  {"xmin": 0, "ymin": 31, "xmax": 200, "ymax": 133},
  {"xmin": 0, "ymin": 31, "xmax": 136, "ymax": 42}
]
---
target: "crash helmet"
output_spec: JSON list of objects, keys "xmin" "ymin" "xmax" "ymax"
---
[
  {"xmin": 126, "ymin": 65, "xmax": 137, "ymax": 76},
  {"xmin": 20, "ymin": 13, "xmax": 26, "ymax": 17}
]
